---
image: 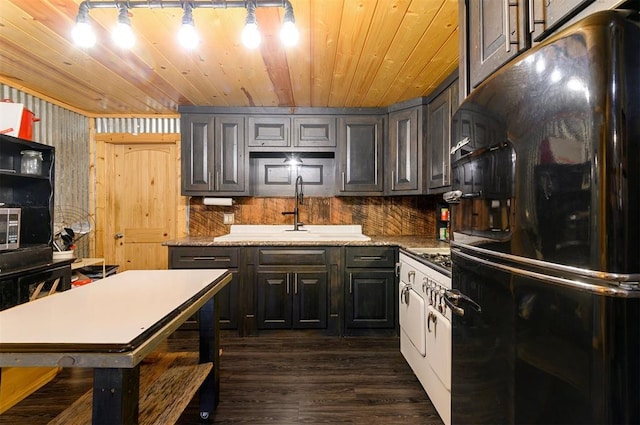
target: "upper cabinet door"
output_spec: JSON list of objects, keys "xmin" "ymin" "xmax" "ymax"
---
[
  {"xmin": 467, "ymin": 0, "xmax": 528, "ymax": 88},
  {"xmin": 247, "ymin": 116, "xmax": 291, "ymax": 148},
  {"xmin": 181, "ymin": 114, "xmax": 215, "ymax": 193},
  {"xmin": 337, "ymin": 116, "xmax": 384, "ymax": 195},
  {"xmin": 427, "ymin": 89, "xmax": 451, "ymax": 192},
  {"xmin": 529, "ymin": 0, "xmax": 595, "ymax": 42},
  {"xmin": 388, "ymin": 107, "xmax": 421, "ymax": 193},
  {"xmin": 293, "ymin": 117, "xmax": 336, "ymax": 148},
  {"xmin": 181, "ymin": 114, "xmax": 247, "ymax": 195},
  {"xmin": 215, "ymin": 116, "xmax": 245, "ymax": 192}
]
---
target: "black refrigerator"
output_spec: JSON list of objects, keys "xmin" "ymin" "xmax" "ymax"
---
[{"xmin": 444, "ymin": 10, "xmax": 640, "ymax": 425}]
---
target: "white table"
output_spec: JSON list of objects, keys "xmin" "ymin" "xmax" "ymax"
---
[{"xmin": 0, "ymin": 269, "xmax": 231, "ymax": 424}]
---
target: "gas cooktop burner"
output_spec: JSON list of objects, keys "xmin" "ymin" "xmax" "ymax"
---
[
  {"xmin": 407, "ymin": 248, "xmax": 452, "ymax": 271},
  {"xmin": 418, "ymin": 252, "xmax": 452, "ymax": 269}
]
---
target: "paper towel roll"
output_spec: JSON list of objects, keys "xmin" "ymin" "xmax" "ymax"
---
[{"xmin": 203, "ymin": 197, "xmax": 233, "ymax": 206}]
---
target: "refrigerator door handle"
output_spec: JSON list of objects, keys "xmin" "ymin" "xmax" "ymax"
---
[{"xmin": 444, "ymin": 289, "xmax": 482, "ymax": 317}]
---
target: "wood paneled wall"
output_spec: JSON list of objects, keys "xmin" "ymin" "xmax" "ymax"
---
[{"xmin": 189, "ymin": 196, "xmax": 438, "ymax": 237}]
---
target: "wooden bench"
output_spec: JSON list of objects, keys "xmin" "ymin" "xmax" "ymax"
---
[{"xmin": 49, "ymin": 352, "xmax": 211, "ymax": 425}]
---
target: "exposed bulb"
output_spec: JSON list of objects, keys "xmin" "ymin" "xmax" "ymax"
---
[
  {"xmin": 280, "ymin": 21, "xmax": 299, "ymax": 46},
  {"xmin": 112, "ymin": 22, "xmax": 135, "ymax": 48},
  {"xmin": 241, "ymin": 22, "xmax": 261, "ymax": 49},
  {"xmin": 178, "ymin": 23, "xmax": 199, "ymax": 49},
  {"xmin": 72, "ymin": 22, "xmax": 96, "ymax": 48}
]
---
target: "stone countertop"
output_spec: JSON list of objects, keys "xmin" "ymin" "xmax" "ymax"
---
[{"xmin": 163, "ymin": 235, "xmax": 449, "ymax": 250}]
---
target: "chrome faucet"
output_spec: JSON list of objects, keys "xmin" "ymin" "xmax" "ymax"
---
[{"xmin": 282, "ymin": 175, "xmax": 304, "ymax": 231}]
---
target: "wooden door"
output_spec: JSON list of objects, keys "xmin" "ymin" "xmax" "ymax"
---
[{"xmin": 96, "ymin": 134, "xmax": 185, "ymax": 271}]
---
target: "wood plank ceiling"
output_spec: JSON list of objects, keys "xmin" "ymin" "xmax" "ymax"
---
[{"xmin": 0, "ymin": 0, "xmax": 459, "ymax": 116}]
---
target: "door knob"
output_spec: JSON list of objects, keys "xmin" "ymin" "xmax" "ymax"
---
[{"xmin": 114, "ymin": 232, "xmax": 124, "ymax": 239}]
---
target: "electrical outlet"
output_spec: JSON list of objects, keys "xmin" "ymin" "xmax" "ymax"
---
[{"xmin": 223, "ymin": 213, "xmax": 234, "ymax": 225}]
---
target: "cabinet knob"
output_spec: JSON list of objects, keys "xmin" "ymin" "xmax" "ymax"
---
[{"xmin": 114, "ymin": 232, "xmax": 124, "ymax": 239}]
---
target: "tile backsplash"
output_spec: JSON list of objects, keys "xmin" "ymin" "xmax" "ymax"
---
[{"xmin": 189, "ymin": 196, "xmax": 437, "ymax": 237}]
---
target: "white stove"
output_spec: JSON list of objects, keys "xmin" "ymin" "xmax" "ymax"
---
[{"xmin": 398, "ymin": 249, "xmax": 451, "ymax": 425}]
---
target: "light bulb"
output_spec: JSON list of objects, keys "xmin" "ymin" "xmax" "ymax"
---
[
  {"xmin": 178, "ymin": 23, "xmax": 199, "ymax": 49},
  {"xmin": 280, "ymin": 21, "xmax": 299, "ymax": 46},
  {"xmin": 72, "ymin": 22, "xmax": 96, "ymax": 48},
  {"xmin": 242, "ymin": 23, "xmax": 261, "ymax": 49},
  {"xmin": 112, "ymin": 22, "xmax": 135, "ymax": 48}
]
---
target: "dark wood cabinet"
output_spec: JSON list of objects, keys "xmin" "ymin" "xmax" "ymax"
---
[
  {"xmin": 248, "ymin": 115, "xmax": 336, "ymax": 150},
  {"xmin": 181, "ymin": 114, "xmax": 246, "ymax": 196},
  {"xmin": 294, "ymin": 117, "xmax": 336, "ymax": 148},
  {"xmin": 257, "ymin": 270, "xmax": 327, "ymax": 329},
  {"xmin": 462, "ymin": 0, "xmax": 528, "ymax": 90},
  {"xmin": 427, "ymin": 77, "xmax": 459, "ymax": 194},
  {"xmin": 255, "ymin": 247, "xmax": 328, "ymax": 330},
  {"xmin": 248, "ymin": 116, "xmax": 290, "ymax": 148},
  {"xmin": 0, "ymin": 135, "xmax": 55, "ymax": 250},
  {"xmin": 169, "ymin": 246, "xmax": 240, "ymax": 330},
  {"xmin": 337, "ymin": 116, "xmax": 384, "ymax": 195},
  {"xmin": 344, "ymin": 246, "xmax": 397, "ymax": 332},
  {"xmin": 387, "ymin": 105, "xmax": 424, "ymax": 194},
  {"xmin": 530, "ymin": 0, "xmax": 595, "ymax": 43},
  {"xmin": 459, "ymin": 0, "xmax": 602, "ymax": 97}
]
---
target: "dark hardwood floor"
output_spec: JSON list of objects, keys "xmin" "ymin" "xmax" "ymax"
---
[{"xmin": 0, "ymin": 330, "xmax": 444, "ymax": 425}]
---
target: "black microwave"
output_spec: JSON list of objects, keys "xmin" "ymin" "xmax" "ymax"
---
[{"xmin": 0, "ymin": 207, "xmax": 21, "ymax": 250}]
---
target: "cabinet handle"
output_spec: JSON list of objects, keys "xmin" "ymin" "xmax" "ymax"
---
[
  {"xmin": 504, "ymin": 0, "xmax": 511, "ymax": 53},
  {"xmin": 341, "ymin": 172, "xmax": 346, "ymax": 191},
  {"xmin": 391, "ymin": 170, "xmax": 395, "ymax": 191},
  {"xmin": 286, "ymin": 273, "xmax": 290, "ymax": 294},
  {"xmin": 408, "ymin": 270, "xmax": 415, "ymax": 284},
  {"xmin": 349, "ymin": 273, "xmax": 353, "ymax": 294},
  {"xmin": 294, "ymin": 273, "xmax": 298, "ymax": 295},
  {"xmin": 193, "ymin": 256, "xmax": 217, "ymax": 261},
  {"xmin": 216, "ymin": 170, "xmax": 220, "ymax": 191},
  {"xmin": 396, "ymin": 262, "xmax": 401, "ymax": 277},
  {"xmin": 359, "ymin": 256, "xmax": 384, "ymax": 261},
  {"xmin": 208, "ymin": 171, "xmax": 212, "ymax": 191}
]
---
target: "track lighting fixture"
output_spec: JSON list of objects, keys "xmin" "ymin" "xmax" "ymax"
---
[
  {"xmin": 178, "ymin": 3, "xmax": 199, "ymax": 49},
  {"xmin": 71, "ymin": 1, "xmax": 300, "ymax": 50},
  {"xmin": 71, "ymin": 3, "xmax": 96, "ymax": 48},
  {"xmin": 280, "ymin": 1, "xmax": 299, "ymax": 47},
  {"xmin": 241, "ymin": 1, "xmax": 261, "ymax": 49},
  {"xmin": 112, "ymin": 5, "xmax": 135, "ymax": 48}
]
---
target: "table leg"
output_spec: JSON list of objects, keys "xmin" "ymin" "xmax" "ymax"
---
[
  {"xmin": 198, "ymin": 294, "xmax": 220, "ymax": 420},
  {"xmin": 92, "ymin": 366, "xmax": 140, "ymax": 425}
]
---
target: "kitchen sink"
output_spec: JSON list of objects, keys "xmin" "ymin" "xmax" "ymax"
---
[{"xmin": 213, "ymin": 225, "xmax": 371, "ymax": 242}]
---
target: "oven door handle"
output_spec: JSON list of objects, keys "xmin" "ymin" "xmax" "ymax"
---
[{"xmin": 444, "ymin": 289, "xmax": 482, "ymax": 317}]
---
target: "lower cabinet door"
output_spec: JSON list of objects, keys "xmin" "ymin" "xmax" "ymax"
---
[
  {"xmin": 292, "ymin": 271, "xmax": 327, "ymax": 329},
  {"xmin": 257, "ymin": 271, "xmax": 292, "ymax": 329},
  {"xmin": 345, "ymin": 270, "xmax": 396, "ymax": 329},
  {"xmin": 257, "ymin": 270, "xmax": 328, "ymax": 330}
]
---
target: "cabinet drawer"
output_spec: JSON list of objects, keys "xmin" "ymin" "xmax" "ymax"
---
[
  {"xmin": 257, "ymin": 248, "xmax": 326, "ymax": 266},
  {"xmin": 170, "ymin": 247, "xmax": 238, "ymax": 268},
  {"xmin": 346, "ymin": 247, "xmax": 396, "ymax": 268}
]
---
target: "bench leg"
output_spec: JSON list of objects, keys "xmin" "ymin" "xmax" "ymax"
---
[
  {"xmin": 198, "ymin": 295, "xmax": 220, "ymax": 420},
  {"xmin": 93, "ymin": 366, "xmax": 140, "ymax": 425}
]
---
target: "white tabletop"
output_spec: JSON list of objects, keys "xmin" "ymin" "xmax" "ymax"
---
[{"xmin": 0, "ymin": 269, "xmax": 229, "ymax": 367}]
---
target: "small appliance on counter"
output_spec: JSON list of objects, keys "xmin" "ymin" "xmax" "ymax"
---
[{"xmin": 0, "ymin": 207, "xmax": 20, "ymax": 250}]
